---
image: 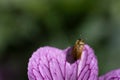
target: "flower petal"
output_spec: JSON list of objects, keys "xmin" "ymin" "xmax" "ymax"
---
[
  {"xmin": 99, "ymin": 69, "xmax": 120, "ymax": 80},
  {"xmin": 76, "ymin": 45, "xmax": 98, "ymax": 80},
  {"xmin": 28, "ymin": 46, "xmax": 66, "ymax": 80}
]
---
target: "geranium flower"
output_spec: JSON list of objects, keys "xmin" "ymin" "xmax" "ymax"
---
[
  {"xmin": 99, "ymin": 69, "xmax": 120, "ymax": 80},
  {"xmin": 28, "ymin": 42, "xmax": 120, "ymax": 80}
]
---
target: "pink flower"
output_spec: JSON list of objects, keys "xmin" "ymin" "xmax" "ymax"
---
[
  {"xmin": 99, "ymin": 69, "xmax": 120, "ymax": 80},
  {"xmin": 27, "ymin": 44, "xmax": 120, "ymax": 80}
]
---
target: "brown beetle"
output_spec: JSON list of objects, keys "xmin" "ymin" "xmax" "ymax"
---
[{"xmin": 72, "ymin": 39, "xmax": 85, "ymax": 60}]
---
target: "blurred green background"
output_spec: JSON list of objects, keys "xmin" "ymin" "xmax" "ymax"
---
[{"xmin": 0, "ymin": 0, "xmax": 120, "ymax": 80}]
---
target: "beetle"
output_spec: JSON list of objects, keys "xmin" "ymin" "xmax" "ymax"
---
[{"xmin": 72, "ymin": 39, "xmax": 85, "ymax": 60}]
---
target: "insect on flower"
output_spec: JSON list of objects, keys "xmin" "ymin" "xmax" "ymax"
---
[{"xmin": 72, "ymin": 39, "xmax": 85, "ymax": 60}]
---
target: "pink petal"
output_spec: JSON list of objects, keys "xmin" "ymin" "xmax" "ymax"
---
[
  {"xmin": 99, "ymin": 69, "xmax": 120, "ymax": 80},
  {"xmin": 28, "ymin": 46, "xmax": 66, "ymax": 80},
  {"xmin": 76, "ymin": 45, "xmax": 98, "ymax": 80}
]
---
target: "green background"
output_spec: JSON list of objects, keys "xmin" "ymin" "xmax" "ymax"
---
[{"xmin": 0, "ymin": 0, "xmax": 120, "ymax": 80}]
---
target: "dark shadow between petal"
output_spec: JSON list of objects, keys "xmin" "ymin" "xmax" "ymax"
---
[{"xmin": 66, "ymin": 47, "xmax": 76, "ymax": 64}]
